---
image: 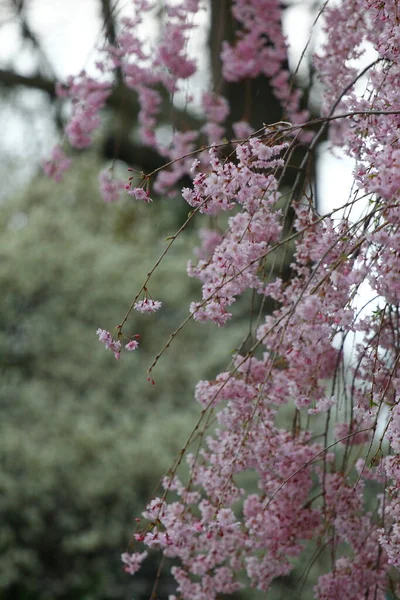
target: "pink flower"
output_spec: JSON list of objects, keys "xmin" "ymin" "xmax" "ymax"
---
[
  {"xmin": 98, "ymin": 169, "xmax": 125, "ymax": 203},
  {"xmin": 125, "ymin": 339, "xmax": 139, "ymax": 351},
  {"xmin": 126, "ymin": 187, "xmax": 152, "ymax": 202},
  {"xmin": 308, "ymin": 395, "xmax": 336, "ymax": 415},
  {"xmin": 43, "ymin": 145, "xmax": 72, "ymax": 182},
  {"xmin": 61, "ymin": 72, "xmax": 111, "ymax": 149},
  {"xmin": 96, "ymin": 328, "xmax": 112, "ymax": 346},
  {"xmin": 134, "ymin": 299, "xmax": 162, "ymax": 313},
  {"xmin": 121, "ymin": 551, "xmax": 148, "ymax": 575},
  {"xmin": 96, "ymin": 328, "xmax": 121, "ymax": 359}
]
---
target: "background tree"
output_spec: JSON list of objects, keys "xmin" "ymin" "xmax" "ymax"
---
[{"xmin": 0, "ymin": 151, "xmax": 254, "ymax": 599}]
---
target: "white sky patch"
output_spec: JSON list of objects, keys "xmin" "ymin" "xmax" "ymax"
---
[
  {"xmin": 282, "ymin": 0, "xmax": 315, "ymax": 82},
  {"xmin": 317, "ymin": 143, "xmax": 355, "ymax": 218},
  {"xmin": 25, "ymin": 0, "xmax": 103, "ymax": 78}
]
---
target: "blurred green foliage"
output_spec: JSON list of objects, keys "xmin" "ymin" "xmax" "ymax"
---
[
  {"xmin": 0, "ymin": 155, "xmax": 338, "ymax": 600},
  {"xmin": 0, "ymin": 156, "xmax": 243, "ymax": 600}
]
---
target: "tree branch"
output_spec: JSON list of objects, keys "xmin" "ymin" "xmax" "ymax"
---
[
  {"xmin": 100, "ymin": 0, "xmax": 118, "ymax": 45},
  {"xmin": 0, "ymin": 68, "xmax": 56, "ymax": 96}
]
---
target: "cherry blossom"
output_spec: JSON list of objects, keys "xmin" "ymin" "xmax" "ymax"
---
[
  {"xmin": 42, "ymin": 145, "xmax": 71, "ymax": 182},
  {"xmin": 121, "ymin": 551, "xmax": 148, "ymax": 575},
  {"xmin": 96, "ymin": 328, "xmax": 121, "ymax": 359},
  {"xmin": 134, "ymin": 299, "xmax": 162, "ymax": 313},
  {"xmin": 126, "ymin": 187, "xmax": 152, "ymax": 202},
  {"xmin": 125, "ymin": 339, "xmax": 139, "ymax": 351},
  {"xmin": 99, "ymin": 169, "xmax": 125, "ymax": 203}
]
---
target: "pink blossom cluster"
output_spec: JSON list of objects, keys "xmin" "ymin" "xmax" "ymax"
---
[
  {"xmin": 132, "ymin": 419, "xmax": 322, "ymax": 596},
  {"xmin": 134, "ymin": 299, "xmax": 162, "ymax": 313},
  {"xmin": 221, "ymin": 0, "xmax": 309, "ymax": 124},
  {"xmin": 129, "ymin": 182, "xmax": 394, "ymax": 595},
  {"xmin": 57, "ymin": 72, "xmax": 112, "ymax": 149},
  {"xmin": 42, "ymin": 145, "xmax": 71, "ymax": 182},
  {"xmin": 184, "ymin": 139, "xmax": 287, "ymax": 325},
  {"xmin": 96, "ymin": 328, "xmax": 122, "ymax": 359},
  {"xmin": 43, "ymin": 71, "xmax": 112, "ymax": 177},
  {"xmin": 200, "ymin": 92, "xmax": 230, "ymax": 144},
  {"xmin": 121, "ymin": 550, "xmax": 147, "ymax": 575},
  {"xmin": 125, "ymin": 186, "xmax": 152, "ymax": 202},
  {"xmin": 127, "ymin": 130, "xmax": 395, "ymax": 595},
  {"xmin": 98, "ymin": 169, "xmax": 125, "ymax": 203},
  {"xmin": 316, "ymin": 0, "xmax": 400, "ymax": 201},
  {"xmin": 96, "ymin": 329, "xmax": 139, "ymax": 359}
]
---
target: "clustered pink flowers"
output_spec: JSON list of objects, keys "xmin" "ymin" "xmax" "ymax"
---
[
  {"xmin": 221, "ymin": 0, "xmax": 308, "ymax": 125},
  {"xmin": 96, "ymin": 329, "xmax": 139, "ymax": 359},
  {"xmin": 48, "ymin": 0, "xmax": 400, "ymax": 597},
  {"xmin": 134, "ymin": 299, "xmax": 162, "ymax": 313},
  {"xmin": 121, "ymin": 550, "xmax": 147, "ymax": 575},
  {"xmin": 98, "ymin": 169, "xmax": 126, "ymax": 203},
  {"xmin": 57, "ymin": 72, "xmax": 112, "ymax": 149},
  {"xmin": 125, "ymin": 187, "xmax": 152, "ymax": 202},
  {"xmin": 42, "ymin": 145, "xmax": 71, "ymax": 182}
]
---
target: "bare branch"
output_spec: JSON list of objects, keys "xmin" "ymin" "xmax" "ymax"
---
[
  {"xmin": 0, "ymin": 68, "xmax": 56, "ymax": 96},
  {"xmin": 100, "ymin": 0, "xmax": 118, "ymax": 45}
]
